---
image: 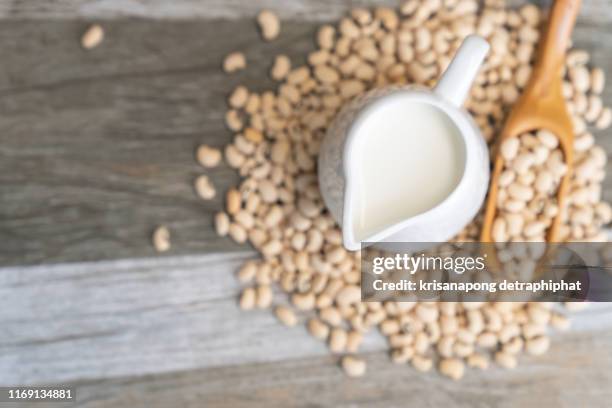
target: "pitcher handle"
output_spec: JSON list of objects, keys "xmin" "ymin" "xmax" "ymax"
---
[{"xmin": 434, "ymin": 35, "xmax": 490, "ymax": 107}]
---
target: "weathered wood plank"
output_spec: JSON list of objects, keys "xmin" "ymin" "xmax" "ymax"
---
[
  {"xmin": 2, "ymin": 0, "xmax": 612, "ymax": 24},
  {"xmin": 14, "ymin": 330, "xmax": 612, "ymax": 408},
  {"xmin": 71, "ymin": 333, "xmax": 612, "ymax": 408},
  {"xmin": 2, "ymin": 254, "xmax": 612, "ymax": 388},
  {"xmin": 1, "ymin": 1, "xmax": 612, "ymax": 406},
  {"xmin": 0, "ymin": 19, "xmax": 316, "ymax": 266},
  {"xmin": 0, "ymin": 253, "xmax": 382, "ymax": 385},
  {"xmin": 2, "ymin": 14, "xmax": 612, "ymax": 266}
]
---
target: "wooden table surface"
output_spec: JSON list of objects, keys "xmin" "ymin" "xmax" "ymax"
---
[{"xmin": 2, "ymin": 1, "xmax": 612, "ymax": 407}]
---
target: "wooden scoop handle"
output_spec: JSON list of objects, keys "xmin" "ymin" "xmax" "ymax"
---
[{"xmin": 527, "ymin": 0, "xmax": 581, "ymax": 99}]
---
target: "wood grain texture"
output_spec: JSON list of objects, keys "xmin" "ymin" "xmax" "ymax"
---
[
  {"xmin": 59, "ymin": 336, "xmax": 612, "ymax": 408},
  {"xmin": 0, "ymin": 252, "xmax": 394, "ymax": 385},
  {"xmin": 2, "ymin": 0, "xmax": 612, "ymax": 23},
  {"xmin": 15, "ymin": 335, "xmax": 612, "ymax": 408},
  {"xmin": 0, "ymin": 19, "xmax": 316, "ymax": 265},
  {"xmin": 2, "ymin": 254, "xmax": 612, "ymax": 408},
  {"xmin": 1, "ymin": 1, "xmax": 612, "ymax": 407},
  {"xmin": 1, "ymin": 8, "xmax": 612, "ymax": 266}
]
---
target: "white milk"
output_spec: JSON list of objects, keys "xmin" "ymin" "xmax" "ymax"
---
[{"xmin": 352, "ymin": 99, "xmax": 466, "ymax": 241}]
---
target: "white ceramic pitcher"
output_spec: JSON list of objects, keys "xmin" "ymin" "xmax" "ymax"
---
[{"xmin": 318, "ymin": 35, "xmax": 491, "ymax": 251}]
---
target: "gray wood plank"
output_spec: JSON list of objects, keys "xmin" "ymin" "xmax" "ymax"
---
[
  {"xmin": 2, "ymin": 0, "xmax": 612, "ymax": 24},
  {"xmin": 69, "ymin": 333, "xmax": 612, "ymax": 408},
  {"xmin": 2, "ymin": 2, "xmax": 612, "ymax": 407},
  {"xmin": 0, "ymin": 19, "xmax": 316, "ymax": 266},
  {"xmin": 2, "ymin": 12, "xmax": 612, "ymax": 266},
  {"xmin": 0, "ymin": 0, "xmax": 393, "ymax": 20},
  {"xmin": 2, "ymin": 254, "xmax": 612, "ymax": 388},
  {"xmin": 12, "ymin": 330, "xmax": 612, "ymax": 408},
  {"xmin": 0, "ymin": 253, "xmax": 382, "ymax": 385}
]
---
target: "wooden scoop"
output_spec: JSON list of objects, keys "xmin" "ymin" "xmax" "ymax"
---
[{"xmin": 481, "ymin": 0, "xmax": 582, "ymax": 243}]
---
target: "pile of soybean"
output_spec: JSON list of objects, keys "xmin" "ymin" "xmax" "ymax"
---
[{"xmin": 195, "ymin": 1, "xmax": 611, "ymax": 379}]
